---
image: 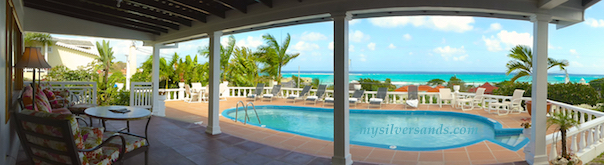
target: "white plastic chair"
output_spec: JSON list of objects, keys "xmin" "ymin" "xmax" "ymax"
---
[
  {"xmin": 438, "ymin": 88, "xmax": 454, "ymax": 108},
  {"xmin": 498, "ymin": 89, "xmax": 525, "ymax": 115},
  {"xmin": 457, "ymin": 88, "xmax": 486, "ymax": 111}
]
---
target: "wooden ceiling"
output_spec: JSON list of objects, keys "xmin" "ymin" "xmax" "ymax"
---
[{"xmin": 24, "ymin": 0, "xmax": 286, "ymax": 35}]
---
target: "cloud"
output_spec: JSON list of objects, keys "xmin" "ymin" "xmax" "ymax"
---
[
  {"xmin": 300, "ymin": 32, "xmax": 327, "ymax": 41},
  {"xmin": 482, "ymin": 36, "xmax": 502, "ymax": 52},
  {"xmin": 236, "ymin": 36, "xmax": 263, "ymax": 49},
  {"xmin": 433, "ymin": 46, "xmax": 468, "ymax": 61},
  {"xmin": 388, "ymin": 44, "xmax": 396, "ymax": 49},
  {"xmin": 328, "ymin": 42, "xmax": 334, "ymax": 50},
  {"xmin": 349, "ymin": 19, "xmax": 361, "ymax": 25},
  {"xmin": 293, "ymin": 41, "xmax": 320, "ymax": 52},
  {"xmin": 359, "ymin": 54, "xmax": 367, "ymax": 62},
  {"xmin": 570, "ymin": 49, "xmax": 579, "ymax": 58},
  {"xmin": 350, "ymin": 45, "xmax": 355, "ymax": 52},
  {"xmin": 585, "ymin": 18, "xmax": 604, "ymax": 28},
  {"xmin": 350, "ymin": 30, "xmax": 370, "ymax": 42},
  {"xmin": 367, "ymin": 43, "xmax": 376, "ymax": 50},
  {"xmin": 482, "ymin": 30, "xmax": 532, "ymax": 52},
  {"xmin": 548, "ymin": 44, "xmax": 562, "ymax": 50},
  {"xmin": 486, "ymin": 23, "xmax": 502, "ymax": 32},
  {"xmin": 403, "ymin": 34, "xmax": 412, "ymax": 40},
  {"xmin": 369, "ymin": 16, "xmax": 475, "ymax": 33},
  {"xmin": 453, "ymin": 54, "xmax": 469, "ymax": 61},
  {"xmin": 409, "ymin": 52, "xmax": 413, "ymax": 55},
  {"xmin": 570, "ymin": 61, "xmax": 584, "ymax": 67}
]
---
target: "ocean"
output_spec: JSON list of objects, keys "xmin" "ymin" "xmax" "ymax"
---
[{"xmin": 281, "ymin": 71, "xmax": 604, "ymax": 86}]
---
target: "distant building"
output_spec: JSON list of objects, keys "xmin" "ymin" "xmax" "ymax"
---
[{"xmin": 25, "ymin": 38, "xmax": 99, "ymax": 79}]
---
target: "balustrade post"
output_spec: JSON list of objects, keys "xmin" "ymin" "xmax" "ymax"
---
[
  {"xmin": 588, "ymin": 128, "xmax": 594, "ymax": 148},
  {"xmin": 601, "ymin": 124, "xmax": 604, "ymax": 142},
  {"xmin": 179, "ymin": 83, "xmax": 185, "ymax": 100},
  {"xmin": 580, "ymin": 131, "xmax": 587, "ymax": 152},
  {"xmin": 571, "ymin": 135, "xmax": 578, "ymax": 153}
]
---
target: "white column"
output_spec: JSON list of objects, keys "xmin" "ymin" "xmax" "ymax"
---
[
  {"xmin": 206, "ymin": 31, "xmax": 222, "ymax": 135},
  {"xmin": 152, "ymin": 44, "xmax": 161, "ymax": 114},
  {"xmin": 331, "ymin": 11, "xmax": 353, "ymax": 165},
  {"xmin": 528, "ymin": 13, "xmax": 551, "ymax": 165},
  {"xmin": 126, "ymin": 43, "xmax": 136, "ymax": 90}
]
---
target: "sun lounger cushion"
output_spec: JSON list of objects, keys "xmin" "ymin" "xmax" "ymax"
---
[
  {"xmin": 306, "ymin": 96, "xmax": 318, "ymax": 101},
  {"xmin": 349, "ymin": 98, "xmax": 358, "ymax": 102},
  {"xmin": 287, "ymin": 94, "xmax": 299, "ymax": 99},
  {"xmin": 263, "ymin": 94, "xmax": 274, "ymax": 98},
  {"xmin": 407, "ymin": 99, "xmax": 419, "ymax": 108},
  {"xmin": 369, "ymin": 98, "xmax": 382, "ymax": 102},
  {"xmin": 247, "ymin": 94, "xmax": 257, "ymax": 98}
]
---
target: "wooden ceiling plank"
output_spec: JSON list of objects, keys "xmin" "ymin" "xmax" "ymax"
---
[
  {"xmin": 256, "ymin": 0, "xmax": 272, "ymax": 8},
  {"xmin": 24, "ymin": 2, "xmax": 161, "ymax": 35},
  {"xmin": 128, "ymin": 0, "xmax": 207, "ymax": 22},
  {"xmin": 167, "ymin": 0, "xmax": 226, "ymax": 18},
  {"xmin": 214, "ymin": 0, "xmax": 247, "ymax": 13},
  {"xmin": 54, "ymin": 0, "xmax": 180, "ymax": 30},
  {"xmin": 25, "ymin": 0, "xmax": 168, "ymax": 33},
  {"xmin": 86, "ymin": 0, "xmax": 192, "ymax": 26}
]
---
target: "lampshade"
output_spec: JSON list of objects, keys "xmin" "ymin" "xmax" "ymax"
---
[{"xmin": 14, "ymin": 47, "xmax": 51, "ymax": 69}]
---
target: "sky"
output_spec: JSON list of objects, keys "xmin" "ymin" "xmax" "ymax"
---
[{"xmin": 53, "ymin": 2, "xmax": 604, "ymax": 75}]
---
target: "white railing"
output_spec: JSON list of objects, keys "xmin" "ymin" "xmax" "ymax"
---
[
  {"xmin": 28, "ymin": 81, "xmax": 97, "ymax": 105},
  {"xmin": 130, "ymin": 82, "xmax": 153, "ymax": 109},
  {"xmin": 159, "ymin": 88, "xmax": 186, "ymax": 101},
  {"xmin": 545, "ymin": 100, "xmax": 604, "ymax": 163}
]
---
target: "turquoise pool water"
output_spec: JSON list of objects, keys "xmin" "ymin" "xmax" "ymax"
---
[{"xmin": 222, "ymin": 106, "xmax": 528, "ymax": 151}]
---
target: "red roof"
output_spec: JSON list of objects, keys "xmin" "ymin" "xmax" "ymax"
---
[
  {"xmin": 427, "ymin": 85, "xmax": 445, "ymax": 92},
  {"xmin": 395, "ymin": 85, "xmax": 440, "ymax": 92},
  {"xmin": 468, "ymin": 82, "xmax": 498, "ymax": 94}
]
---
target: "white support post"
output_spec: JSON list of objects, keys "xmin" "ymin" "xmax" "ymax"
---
[
  {"xmin": 152, "ymin": 44, "xmax": 161, "ymax": 115},
  {"xmin": 206, "ymin": 31, "xmax": 222, "ymax": 135},
  {"xmin": 528, "ymin": 13, "xmax": 551, "ymax": 165},
  {"xmin": 331, "ymin": 12, "xmax": 353, "ymax": 165}
]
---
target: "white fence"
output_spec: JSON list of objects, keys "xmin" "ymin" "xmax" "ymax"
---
[
  {"xmin": 130, "ymin": 82, "xmax": 153, "ymax": 109},
  {"xmin": 28, "ymin": 81, "xmax": 97, "ymax": 105}
]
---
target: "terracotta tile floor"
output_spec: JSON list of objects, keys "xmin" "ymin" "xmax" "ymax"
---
[
  {"xmin": 14, "ymin": 97, "xmax": 540, "ymax": 165},
  {"xmin": 160, "ymin": 97, "xmax": 534, "ymax": 165}
]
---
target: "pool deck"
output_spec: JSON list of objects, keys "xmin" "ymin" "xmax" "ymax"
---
[{"xmin": 164, "ymin": 97, "xmax": 541, "ymax": 165}]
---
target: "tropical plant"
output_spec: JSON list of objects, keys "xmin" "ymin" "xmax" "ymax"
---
[
  {"xmin": 311, "ymin": 78, "xmax": 320, "ymax": 89},
  {"xmin": 95, "ymin": 40, "xmax": 115, "ymax": 89},
  {"xmin": 229, "ymin": 47, "xmax": 264, "ymax": 87},
  {"xmin": 505, "ymin": 45, "xmax": 568, "ymax": 82},
  {"xmin": 589, "ymin": 78, "xmax": 604, "ymax": 91},
  {"xmin": 547, "ymin": 112, "xmax": 580, "ymax": 164},
  {"xmin": 24, "ymin": 32, "xmax": 54, "ymax": 46},
  {"xmin": 45, "ymin": 65, "xmax": 96, "ymax": 81},
  {"xmin": 199, "ymin": 35, "xmax": 236, "ymax": 82},
  {"xmin": 427, "ymin": 79, "xmax": 446, "ymax": 86},
  {"xmin": 548, "ymin": 83, "xmax": 600, "ymax": 106},
  {"xmin": 358, "ymin": 78, "xmax": 396, "ymax": 91},
  {"xmin": 256, "ymin": 33, "xmax": 300, "ymax": 84}
]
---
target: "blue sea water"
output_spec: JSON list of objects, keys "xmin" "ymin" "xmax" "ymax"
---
[{"xmin": 281, "ymin": 71, "xmax": 604, "ymax": 86}]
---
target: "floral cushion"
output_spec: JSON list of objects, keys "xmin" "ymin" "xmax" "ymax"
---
[
  {"xmin": 43, "ymin": 88, "xmax": 62, "ymax": 108},
  {"xmin": 80, "ymin": 127, "xmax": 105, "ymax": 158},
  {"xmin": 103, "ymin": 131, "xmax": 148, "ymax": 153},
  {"xmin": 22, "ymin": 86, "xmax": 36, "ymax": 111},
  {"xmin": 31, "ymin": 147, "xmax": 120, "ymax": 165}
]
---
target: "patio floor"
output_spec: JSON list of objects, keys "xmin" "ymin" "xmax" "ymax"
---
[
  {"xmin": 15, "ymin": 97, "xmax": 536, "ymax": 165},
  {"xmin": 161, "ymin": 97, "xmax": 534, "ymax": 165}
]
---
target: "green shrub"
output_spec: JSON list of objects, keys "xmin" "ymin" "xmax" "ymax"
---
[
  {"xmin": 548, "ymin": 83, "xmax": 599, "ymax": 106},
  {"xmin": 494, "ymin": 82, "xmax": 600, "ymax": 106},
  {"xmin": 589, "ymin": 78, "xmax": 604, "ymax": 91},
  {"xmin": 493, "ymin": 82, "xmax": 532, "ymax": 97},
  {"xmin": 109, "ymin": 89, "xmax": 130, "ymax": 106},
  {"xmin": 358, "ymin": 78, "xmax": 396, "ymax": 91}
]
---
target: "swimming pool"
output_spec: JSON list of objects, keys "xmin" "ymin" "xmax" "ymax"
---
[{"xmin": 221, "ymin": 105, "xmax": 528, "ymax": 151}]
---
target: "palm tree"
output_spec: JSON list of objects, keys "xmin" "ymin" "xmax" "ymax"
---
[
  {"xmin": 24, "ymin": 32, "xmax": 54, "ymax": 47},
  {"xmin": 547, "ymin": 112, "xmax": 580, "ymax": 161},
  {"xmin": 199, "ymin": 35, "xmax": 236, "ymax": 82},
  {"xmin": 257, "ymin": 33, "xmax": 300, "ymax": 84},
  {"xmin": 95, "ymin": 40, "xmax": 115, "ymax": 90},
  {"xmin": 506, "ymin": 45, "xmax": 568, "ymax": 82},
  {"xmin": 230, "ymin": 47, "xmax": 263, "ymax": 87}
]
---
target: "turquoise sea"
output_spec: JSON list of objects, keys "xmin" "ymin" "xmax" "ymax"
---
[{"xmin": 281, "ymin": 71, "xmax": 604, "ymax": 86}]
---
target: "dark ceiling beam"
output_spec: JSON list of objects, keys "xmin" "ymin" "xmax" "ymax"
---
[
  {"xmin": 167, "ymin": 0, "xmax": 225, "ymax": 18},
  {"xmin": 25, "ymin": 0, "xmax": 167, "ymax": 33},
  {"xmin": 128, "ymin": 0, "xmax": 207, "ymax": 23},
  {"xmin": 583, "ymin": 0, "xmax": 600, "ymax": 7},
  {"xmin": 24, "ymin": 1, "xmax": 160, "ymax": 35},
  {"xmin": 256, "ymin": 0, "xmax": 272, "ymax": 8},
  {"xmin": 214, "ymin": 0, "xmax": 247, "ymax": 13},
  {"xmin": 52, "ymin": 0, "xmax": 180, "ymax": 30},
  {"xmin": 86, "ymin": 0, "xmax": 192, "ymax": 26}
]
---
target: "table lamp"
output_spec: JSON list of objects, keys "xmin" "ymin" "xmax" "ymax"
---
[{"xmin": 14, "ymin": 47, "xmax": 52, "ymax": 110}]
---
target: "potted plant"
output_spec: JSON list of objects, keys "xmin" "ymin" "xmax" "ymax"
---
[
  {"xmin": 547, "ymin": 112, "xmax": 581, "ymax": 165},
  {"xmin": 525, "ymin": 100, "xmax": 552, "ymax": 116},
  {"xmin": 520, "ymin": 118, "xmax": 531, "ymax": 137}
]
